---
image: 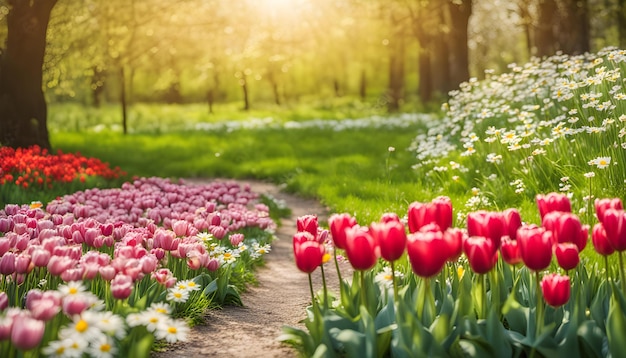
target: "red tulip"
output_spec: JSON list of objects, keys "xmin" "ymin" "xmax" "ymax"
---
[
  {"xmin": 407, "ymin": 196, "xmax": 453, "ymax": 233},
  {"xmin": 592, "ymin": 223, "xmax": 615, "ymax": 256},
  {"xmin": 369, "ymin": 220, "xmax": 406, "ymax": 262},
  {"xmin": 503, "ymin": 208, "xmax": 522, "ymax": 240},
  {"xmin": 293, "ymin": 232, "xmax": 324, "ymax": 273},
  {"xmin": 344, "ymin": 226, "xmax": 378, "ymax": 271},
  {"xmin": 541, "ymin": 273, "xmax": 571, "ymax": 307},
  {"xmin": 554, "ymin": 242, "xmax": 580, "ymax": 271},
  {"xmin": 463, "ymin": 236, "xmax": 498, "ymax": 274},
  {"xmin": 536, "ymin": 192, "xmax": 571, "ymax": 220},
  {"xmin": 602, "ymin": 209, "xmax": 626, "ymax": 251},
  {"xmin": 500, "ymin": 236, "xmax": 522, "ymax": 265},
  {"xmin": 466, "ymin": 210, "xmax": 505, "ymax": 250},
  {"xmin": 297, "ymin": 215, "xmax": 319, "ymax": 239},
  {"xmin": 380, "ymin": 212, "xmax": 401, "ymax": 224},
  {"xmin": 595, "ymin": 198, "xmax": 623, "ymax": 224},
  {"xmin": 517, "ymin": 225, "xmax": 553, "ymax": 271},
  {"xmin": 406, "ymin": 230, "xmax": 448, "ymax": 278},
  {"xmin": 443, "ymin": 228, "xmax": 464, "ymax": 262},
  {"xmin": 328, "ymin": 213, "xmax": 357, "ymax": 250},
  {"xmin": 542, "ymin": 211, "xmax": 588, "ymax": 252}
]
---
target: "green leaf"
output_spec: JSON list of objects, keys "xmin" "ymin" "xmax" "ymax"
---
[
  {"xmin": 202, "ymin": 278, "xmax": 218, "ymax": 296},
  {"xmin": 607, "ymin": 288, "xmax": 626, "ymax": 358},
  {"xmin": 577, "ymin": 321, "xmax": 606, "ymax": 358}
]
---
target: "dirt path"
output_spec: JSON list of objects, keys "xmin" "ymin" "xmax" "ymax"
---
[{"xmin": 152, "ymin": 179, "xmax": 343, "ymax": 358}]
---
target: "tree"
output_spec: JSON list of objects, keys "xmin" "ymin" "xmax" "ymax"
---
[{"xmin": 0, "ymin": 0, "xmax": 58, "ymax": 149}]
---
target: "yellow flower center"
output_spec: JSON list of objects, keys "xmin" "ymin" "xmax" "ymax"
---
[
  {"xmin": 69, "ymin": 287, "xmax": 78, "ymax": 294},
  {"xmin": 322, "ymin": 253, "xmax": 331, "ymax": 264},
  {"xmin": 187, "ymin": 282, "xmax": 196, "ymax": 287},
  {"xmin": 174, "ymin": 292, "xmax": 182, "ymax": 298},
  {"xmin": 75, "ymin": 319, "xmax": 88, "ymax": 333},
  {"xmin": 150, "ymin": 317, "xmax": 159, "ymax": 323},
  {"xmin": 56, "ymin": 347, "xmax": 65, "ymax": 354},
  {"xmin": 224, "ymin": 253, "xmax": 232, "ymax": 259},
  {"xmin": 384, "ymin": 274, "xmax": 393, "ymax": 281},
  {"xmin": 168, "ymin": 326, "xmax": 177, "ymax": 334},
  {"xmin": 100, "ymin": 344, "xmax": 111, "ymax": 352},
  {"xmin": 156, "ymin": 308, "xmax": 167, "ymax": 314},
  {"xmin": 457, "ymin": 267, "xmax": 465, "ymax": 279}
]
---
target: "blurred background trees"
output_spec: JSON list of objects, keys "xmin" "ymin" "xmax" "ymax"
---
[{"xmin": 0, "ymin": 0, "xmax": 624, "ymax": 148}]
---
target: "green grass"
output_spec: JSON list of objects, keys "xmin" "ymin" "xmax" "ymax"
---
[{"xmin": 51, "ymin": 121, "xmax": 446, "ymax": 225}]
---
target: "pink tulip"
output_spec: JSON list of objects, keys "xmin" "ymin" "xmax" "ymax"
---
[
  {"xmin": 30, "ymin": 297, "xmax": 60, "ymax": 321},
  {"xmin": 152, "ymin": 268, "xmax": 177, "ymax": 288},
  {"xmin": 229, "ymin": 233, "xmax": 244, "ymax": 247},
  {"xmin": 0, "ymin": 253, "xmax": 16, "ymax": 275},
  {"xmin": 111, "ymin": 274, "xmax": 134, "ymax": 299},
  {"xmin": 206, "ymin": 258, "xmax": 220, "ymax": 271},
  {"xmin": 99, "ymin": 266, "xmax": 116, "ymax": 281},
  {"xmin": 329, "ymin": 213, "xmax": 357, "ymax": 250},
  {"xmin": 0, "ymin": 292, "xmax": 7, "ymax": 311},
  {"xmin": 62, "ymin": 295, "xmax": 91, "ymax": 316},
  {"xmin": 30, "ymin": 248, "xmax": 50, "ymax": 267},
  {"xmin": 47, "ymin": 256, "xmax": 76, "ymax": 276},
  {"xmin": 10, "ymin": 313, "xmax": 44, "ymax": 350},
  {"xmin": 172, "ymin": 220, "xmax": 190, "ymax": 237}
]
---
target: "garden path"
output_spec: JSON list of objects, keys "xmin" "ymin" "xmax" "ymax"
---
[{"xmin": 152, "ymin": 179, "xmax": 344, "ymax": 358}]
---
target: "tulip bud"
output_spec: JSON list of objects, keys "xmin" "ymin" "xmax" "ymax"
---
[
  {"xmin": 293, "ymin": 232, "xmax": 325, "ymax": 273},
  {"xmin": 503, "ymin": 208, "xmax": 522, "ymax": 240},
  {"xmin": 297, "ymin": 215, "xmax": 319, "ymax": 239},
  {"xmin": 595, "ymin": 198, "xmax": 623, "ymax": 224},
  {"xmin": 369, "ymin": 220, "xmax": 406, "ymax": 262},
  {"xmin": 328, "ymin": 213, "xmax": 357, "ymax": 250},
  {"xmin": 406, "ymin": 230, "xmax": 448, "ymax": 278},
  {"xmin": 536, "ymin": 192, "xmax": 571, "ymax": 220},
  {"xmin": 542, "ymin": 211, "xmax": 588, "ymax": 252},
  {"xmin": 541, "ymin": 273, "xmax": 571, "ymax": 307},
  {"xmin": 500, "ymin": 236, "xmax": 522, "ymax": 265},
  {"xmin": 592, "ymin": 223, "xmax": 615, "ymax": 256},
  {"xmin": 602, "ymin": 209, "xmax": 626, "ymax": 251},
  {"xmin": 554, "ymin": 242, "xmax": 580, "ymax": 271},
  {"xmin": 517, "ymin": 225, "xmax": 553, "ymax": 271},
  {"xmin": 11, "ymin": 313, "xmax": 45, "ymax": 350},
  {"xmin": 343, "ymin": 226, "xmax": 378, "ymax": 271},
  {"xmin": 467, "ymin": 211, "xmax": 505, "ymax": 250},
  {"xmin": 463, "ymin": 236, "xmax": 498, "ymax": 274}
]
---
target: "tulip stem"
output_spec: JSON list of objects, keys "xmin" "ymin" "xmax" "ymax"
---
[
  {"xmin": 605, "ymin": 255, "xmax": 611, "ymax": 282},
  {"xmin": 334, "ymin": 250, "xmax": 344, "ymax": 298},
  {"xmin": 391, "ymin": 260, "xmax": 399, "ymax": 303},
  {"xmin": 535, "ymin": 271, "xmax": 544, "ymax": 339},
  {"xmin": 308, "ymin": 273, "xmax": 315, "ymax": 308},
  {"xmin": 360, "ymin": 270, "xmax": 367, "ymax": 312},
  {"xmin": 617, "ymin": 251, "xmax": 626, "ymax": 293},
  {"xmin": 480, "ymin": 274, "xmax": 487, "ymax": 320},
  {"xmin": 320, "ymin": 264, "xmax": 328, "ymax": 309}
]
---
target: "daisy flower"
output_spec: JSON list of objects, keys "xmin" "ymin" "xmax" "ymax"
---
[
  {"xmin": 166, "ymin": 287, "xmax": 190, "ymax": 303},
  {"xmin": 59, "ymin": 312, "xmax": 105, "ymax": 341},
  {"xmin": 91, "ymin": 311, "xmax": 126, "ymax": 339},
  {"xmin": 148, "ymin": 302, "xmax": 172, "ymax": 315},
  {"xmin": 42, "ymin": 338, "xmax": 88, "ymax": 358},
  {"xmin": 57, "ymin": 281, "xmax": 88, "ymax": 296},
  {"xmin": 174, "ymin": 279, "xmax": 201, "ymax": 292},
  {"xmin": 142, "ymin": 310, "xmax": 169, "ymax": 332},
  {"xmin": 197, "ymin": 232, "xmax": 214, "ymax": 243},
  {"xmin": 155, "ymin": 318, "xmax": 190, "ymax": 343},
  {"xmin": 86, "ymin": 334, "xmax": 118, "ymax": 358}
]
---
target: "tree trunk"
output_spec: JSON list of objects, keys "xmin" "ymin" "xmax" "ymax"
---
[
  {"xmin": 618, "ymin": 0, "xmax": 626, "ymax": 49},
  {"xmin": 0, "ymin": 0, "xmax": 57, "ymax": 149},
  {"xmin": 534, "ymin": 0, "xmax": 559, "ymax": 57},
  {"xmin": 431, "ymin": 5, "xmax": 451, "ymax": 96},
  {"xmin": 559, "ymin": 0, "xmax": 590, "ymax": 54},
  {"xmin": 447, "ymin": 0, "xmax": 472, "ymax": 88},
  {"xmin": 359, "ymin": 69, "xmax": 366, "ymax": 101},
  {"xmin": 120, "ymin": 66, "xmax": 128, "ymax": 135},
  {"xmin": 418, "ymin": 45, "xmax": 433, "ymax": 104},
  {"xmin": 241, "ymin": 75, "xmax": 250, "ymax": 111}
]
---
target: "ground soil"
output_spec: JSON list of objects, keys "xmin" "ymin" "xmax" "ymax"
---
[{"xmin": 152, "ymin": 179, "xmax": 344, "ymax": 358}]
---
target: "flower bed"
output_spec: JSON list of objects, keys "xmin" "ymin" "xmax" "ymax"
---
[
  {"xmin": 0, "ymin": 176, "xmax": 277, "ymax": 357},
  {"xmin": 283, "ymin": 194, "xmax": 626, "ymax": 357}
]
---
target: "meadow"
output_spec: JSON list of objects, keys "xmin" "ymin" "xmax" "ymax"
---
[{"xmin": 3, "ymin": 47, "xmax": 626, "ymax": 357}]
